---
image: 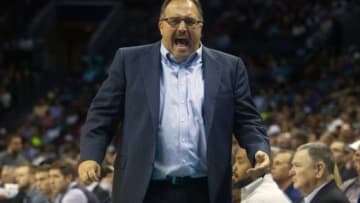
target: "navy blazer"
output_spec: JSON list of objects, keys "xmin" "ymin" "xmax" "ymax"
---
[
  {"xmin": 80, "ymin": 41, "xmax": 270, "ymax": 203},
  {"xmin": 309, "ymin": 180, "xmax": 350, "ymax": 203}
]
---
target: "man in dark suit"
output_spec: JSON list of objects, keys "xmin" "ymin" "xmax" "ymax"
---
[
  {"xmin": 78, "ymin": 0, "xmax": 271, "ymax": 202},
  {"xmin": 290, "ymin": 142, "xmax": 350, "ymax": 203}
]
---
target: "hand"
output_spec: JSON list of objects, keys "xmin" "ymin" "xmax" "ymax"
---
[
  {"xmin": 246, "ymin": 150, "xmax": 270, "ymax": 179},
  {"xmin": 78, "ymin": 160, "xmax": 101, "ymax": 184}
]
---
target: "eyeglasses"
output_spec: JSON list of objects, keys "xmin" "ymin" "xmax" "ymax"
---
[{"xmin": 160, "ymin": 17, "xmax": 202, "ymax": 28}]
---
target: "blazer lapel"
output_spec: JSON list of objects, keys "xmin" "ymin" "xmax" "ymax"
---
[
  {"xmin": 142, "ymin": 42, "xmax": 161, "ymax": 133},
  {"xmin": 310, "ymin": 180, "xmax": 334, "ymax": 203},
  {"xmin": 202, "ymin": 47, "xmax": 222, "ymax": 137}
]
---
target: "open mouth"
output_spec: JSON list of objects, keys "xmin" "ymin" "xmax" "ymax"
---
[{"xmin": 174, "ymin": 38, "xmax": 189, "ymax": 48}]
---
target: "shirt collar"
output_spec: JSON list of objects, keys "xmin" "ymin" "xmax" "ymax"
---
[
  {"xmin": 160, "ymin": 43, "xmax": 202, "ymax": 68},
  {"xmin": 303, "ymin": 180, "xmax": 330, "ymax": 203}
]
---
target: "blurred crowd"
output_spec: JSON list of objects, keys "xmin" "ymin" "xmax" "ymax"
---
[
  {"xmin": 1, "ymin": 0, "xmax": 360, "ymax": 202},
  {"xmin": 0, "ymin": 0, "xmax": 48, "ymax": 114}
]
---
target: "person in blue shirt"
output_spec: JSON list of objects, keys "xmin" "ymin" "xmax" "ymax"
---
[{"xmin": 78, "ymin": 0, "xmax": 271, "ymax": 202}]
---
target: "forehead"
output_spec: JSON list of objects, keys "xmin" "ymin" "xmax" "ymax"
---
[
  {"xmin": 49, "ymin": 169, "xmax": 62, "ymax": 176},
  {"xmin": 16, "ymin": 166, "xmax": 29, "ymax": 173},
  {"xmin": 1, "ymin": 166, "xmax": 14, "ymax": 174},
  {"xmin": 293, "ymin": 150, "xmax": 311, "ymax": 163},
  {"xmin": 274, "ymin": 152, "xmax": 291, "ymax": 162},
  {"xmin": 35, "ymin": 171, "xmax": 48, "ymax": 177},
  {"xmin": 164, "ymin": 0, "xmax": 199, "ymax": 17}
]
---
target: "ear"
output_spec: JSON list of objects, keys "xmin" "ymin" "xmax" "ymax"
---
[
  {"xmin": 65, "ymin": 174, "xmax": 73, "ymax": 183},
  {"xmin": 199, "ymin": 22, "xmax": 204, "ymax": 30},
  {"xmin": 158, "ymin": 21, "xmax": 164, "ymax": 36},
  {"xmin": 314, "ymin": 161, "xmax": 326, "ymax": 179}
]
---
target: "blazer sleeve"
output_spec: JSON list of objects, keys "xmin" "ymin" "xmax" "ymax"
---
[
  {"xmin": 80, "ymin": 48, "xmax": 126, "ymax": 164},
  {"xmin": 233, "ymin": 58, "xmax": 271, "ymax": 166}
]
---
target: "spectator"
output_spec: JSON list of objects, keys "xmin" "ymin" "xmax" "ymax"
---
[
  {"xmin": 0, "ymin": 165, "xmax": 15, "ymax": 185},
  {"xmin": 341, "ymin": 142, "xmax": 360, "ymax": 203},
  {"xmin": 330, "ymin": 140, "xmax": 356, "ymax": 182},
  {"xmin": 0, "ymin": 165, "xmax": 17, "ymax": 201},
  {"xmin": 232, "ymin": 146, "xmax": 291, "ymax": 203},
  {"xmin": 34, "ymin": 165, "xmax": 54, "ymax": 202},
  {"xmin": 0, "ymin": 134, "xmax": 27, "ymax": 168},
  {"xmin": 290, "ymin": 131, "xmax": 308, "ymax": 150},
  {"xmin": 290, "ymin": 142, "xmax": 350, "ymax": 203},
  {"xmin": 82, "ymin": 179, "xmax": 110, "ymax": 203},
  {"xmin": 49, "ymin": 160, "xmax": 99, "ymax": 203},
  {"xmin": 10, "ymin": 163, "xmax": 48, "ymax": 203},
  {"xmin": 271, "ymin": 150, "xmax": 302, "ymax": 202}
]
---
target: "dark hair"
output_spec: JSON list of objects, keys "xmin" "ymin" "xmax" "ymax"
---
[
  {"xmin": 297, "ymin": 142, "xmax": 335, "ymax": 175},
  {"xmin": 159, "ymin": 0, "xmax": 203, "ymax": 21},
  {"xmin": 35, "ymin": 164, "xmax": 51, "ymax": 174},
  {"xmin": 16, "ymin": 163, "xmax": 35, "ymax": 174},
  {"xmin": 50, "ymin": 160, "xmax": 76, "ymax": 178}
]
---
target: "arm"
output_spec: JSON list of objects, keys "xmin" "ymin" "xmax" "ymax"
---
[
  {"xmin": 233, "ymin": 58, "xmax": 271, "ymax": 166},
  {"xmin": 80, "ymin": 48, "xmax": 126, "ymax": 164},
  {"xmin": 79, "ymin": 49, "xmax": 126, "ymax": 183}
]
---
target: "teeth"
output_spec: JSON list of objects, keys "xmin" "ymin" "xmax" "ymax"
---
[{"xmin": 175, "ymin": 39, "xmax": 188, "ymax": 45}]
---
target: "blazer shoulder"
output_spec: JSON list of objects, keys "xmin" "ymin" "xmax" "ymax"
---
[
  {"xmin": 341, "ymin": 177, "xmax": 356, "ymax": 190},
  {"xmin": 117, "ymin": 41, "xmax": 160, "ymax": 56},
  {"xmin": 312, "ymin": 181, "xmax": 350, "ymax": 203},
  {"xmin": 204, "ymin": 46, "xmax": 244, "ymax": 64}
]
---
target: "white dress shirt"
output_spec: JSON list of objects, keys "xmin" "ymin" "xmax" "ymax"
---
[{"xmin": 240, "ymin": 174, "xmax": 291, "ymax": 203}]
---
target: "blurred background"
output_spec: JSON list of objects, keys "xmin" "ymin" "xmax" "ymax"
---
[{"xmin": 1, "ymin": 0, "xmax": 360, "ymax": 202}]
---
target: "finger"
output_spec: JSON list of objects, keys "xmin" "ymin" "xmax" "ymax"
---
[
  {"xmin": 246, "ymin": 167, "xmax": 265, "ymax": 179},
  {"xmin": 255, "ymin": 152, "xmax": 266, "ymax": 163},
  {"xmin": 254, "ymin": 152, "xmax": 270, "ymax": 167},
  {"xmin": 255, "ymin": 155, "xmax": 265, "ymax": 163},
  {"xmin": 79, "ymin": 169, "xmax": 90, "ymax": 183},
  {"xmin": 87, "ymin": 169, "xmax": 99, "ymax": 182}
]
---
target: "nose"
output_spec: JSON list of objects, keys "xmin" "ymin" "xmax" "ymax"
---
[
  {"xmin": 289, "ymin": 167, "xmax": 295, "ymax": 176},
  {"xmin": 177, "ymin": 20, "xmax": 187, "ymax": 31}
]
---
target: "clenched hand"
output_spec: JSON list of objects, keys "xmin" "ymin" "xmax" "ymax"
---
[
  {"xmin": 78, "ymin": 160, "xmax": 101, "ymax": 184},
  {"xmin": 246, "ymin": 150, "xmax": 270, "ymax": 179}
]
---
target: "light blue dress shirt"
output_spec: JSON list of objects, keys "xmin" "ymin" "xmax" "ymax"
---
[{"xmin": 151, "ymin": 44, "xmax": 207, "ymax": 179}]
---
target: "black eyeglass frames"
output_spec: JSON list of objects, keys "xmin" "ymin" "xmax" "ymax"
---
[{"xmin": 160, "ymin": 17, "xmax": 203, "ymax": 27}]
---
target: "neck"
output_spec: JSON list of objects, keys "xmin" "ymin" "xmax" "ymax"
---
[
  {"xmin": 302, "ymin": 177, "xmax": 331, "ymax": 196},
  {"xmin": 277, "ymin": 179, "xmax": 293, "ymax": 191},
  {"xmin": 22, "ymin": 185, "xmax": 32, "ymax": 195},
  {"xmin": 236, "ymin": 177, "xmax": 254, "ymax": 188},
  {"xmin": 46, "ymin": 190, "xmax": 54, "ymax": 199}
]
